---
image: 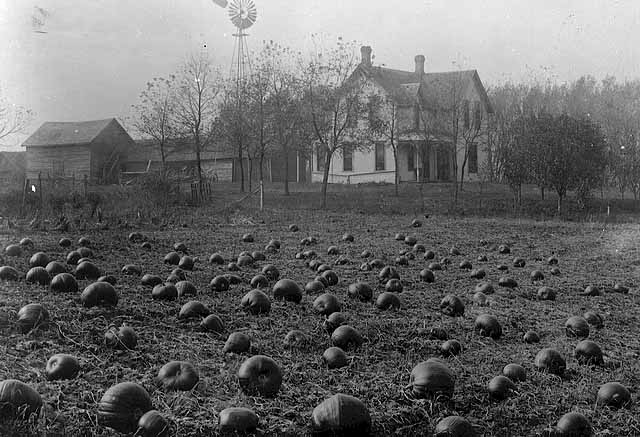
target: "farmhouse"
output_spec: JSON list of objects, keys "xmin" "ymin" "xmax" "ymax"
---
[
  {"xmin": 125, "ymin": 138, "xmax": 311, "ymax": 184},
  {"xmin": 312, "ymin": 46, "xmax": 493, "ymax": 184},
  {"xmin": 22, "ymin": 118, "xmax": 135, "ymax": 183}
]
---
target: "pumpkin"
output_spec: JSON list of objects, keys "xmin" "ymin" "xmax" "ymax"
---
[
  {"xmin": 45, "ymin": 261, "xmax": 67, "ymax": 276},
  {"xmin": 209, "ymin": 253, "xmax": 225, "ymax": 265},
  {"xmin": 502, "ymin": 363, "xmax": 526, "ymax": 382},
  {"xmin": 496, "ymin": 263, "xmax": 508, "ymax": 271},
  {"xmin": 210, "ymin": 275, "xmax": 230, "ymax": 292},
  {"xmin": 0, "ymin": 379, "xmax": 43, "ymax": 420},
  {"xmin": 428, "ymin": 262, "xmax": 443, "ymax": 271},
  {"xmin": 434, "ymin": 416, "xmax": 477, "ymax": 437},
  {"xmin": 178, "ymin": 301, "xmax": 210, "ymax": 320},
  {"xmin": 105, "ymin": 325, "xmax": 138, "ymax": 350},
  {"xmin": 459, "ymin": 260, "xmax": 472, "ymax": 270},
  {"xmin": 50, "ymin": 273, "xmax": 78, "ymax": 293},
  {"xmin": 313, "ymin": 293, "xmax": 341, "ymax": 316},
  {"xmin": 5, "ymin": 244, "xmax": 22, "ymax": 257},
  {"xmin": 596, "ymin": 382, "xmax": 631, "ymax": 409},
  {"xmin": 512, "ymin": 257, "xmax": 525, "ymax": 267},
  {"xmin": 59, "ymin": 237, "xmax": 72, "ymax": 247},
  {"xmin": 331, "ymin": 325, "xmax": 364, "ymax": 350},
  {"xmin": 410, "ymin": 359, "xmax": 455, "ymax": 398},
  {"xmin": 440, "ymin": 294, "xmax": 465, "ymax": 317},
  {"xmin": 151, "ymin": 283, "xmax": 178, "ymax": 301},
  {"xmin": 537, "ymin": 286, "xmax": 556, "ymax": 300},
  {"xmin": 305, "ymin": 280, "xmax": 326, "ymax": 294},
  {"xmin": 394, "ymin": 233, "xmax": 405, "ymax": 241},
  {"xmin": 66, "ymin": 250, "xmax": 81, "ymax": 265},
  {"xmin": 241, "ymin": 233, "xmax": 254, "ymax": 242},
  {"xmin": 411, "ymin": 218, "xmax": 422, "ymax": 227},
  {"xmin": 241, "ymin": 290, "xmax": 271, "ymax": 315},
  {"xmin": 141, "ymin": 274, "xmax": 163, "ymax": 287},
  {"xmin": 575, "ymin": 340, "xmax": 604, "ymax": 366},
  {"xmin": 498, "ymin": 277, "xmax": 518, "ymax": 288},
  {"xmin": 156, "ymin": 361, "xmax": 199, "ymax": 391},
  {"xmin": 440, "ymin": 339, "xmax": 462, "ymax": 357},
  {"xmin": 385, "ymin": 278, "xmax": 403, "ymax": 293},
  {"xmin": 555, "ymin": 412, "xmax": 593, "ymax": 436},
  {"xmin": 219, "ymin": 407, "xmax": 259, "ymax": 434},
  {"xmin": 565, "ymin": 316, "xmax": 590, "ymax": 338},
  {"xmin": 582, "ymin": 285, "xmax": 601, "ymax": 296},
  {"xmin": 470, "ymin": 268, "xmax": 486, "ymax": 279},
  {"xmin": 175, "ymin": 280, "xmax": 197, "ymax": 297},
  {"xmin": 488, "ymin": 375, "xmax": 516, "ymax": 400},
  {"xmin": 550, "ymin": 267, "xmax": 561, "ymax": 275},
  {"xmin": 404, "ymin": 236, "xmax": 417, "ymax": 246},
  {"xmin": 223, "ymin": 332, "xmax": 251, "ymax": 354},
  {"xmin": 449, "ymin": 247, "xmax": 461, "ymax": 256},
  {"xmin": 322, "ymin": 270, "xmax": 340, "ymax": 287},
  {"xmin": 413, "ymin": 244, "xmax": 426, "ymax": 253},
  {"xmin": 474, "ymin": 314, "xmax": 502, "ymax": 339},
  {"xmin": 289, "ymin": 224, "xmax": 299, "ymax": 232},
  {"xmin": 0, "ymin": 266, "xmax": 20, "ymax": 281},
  {"xmin": 238, "ymin": 355, "xmax": 282, "ymax": 397},
  {"xmin": 613, "ymin": 283, "xmax": 629, "ymax": 293},
  {"xmin": 283, "ymin": 330, "xmax": 308, "ymax": 348},
  {"xmin": 28, "ymin": 252, "xmax": 49, "ymax": 268},
  {"xmin": 97, "ymin": 275, "xmax": 117, "ymax": 285},
  {"xmin": 97, "ymin": 382, "xmax": 153, "ymax": 433},
  {"xmin": 423, "ymin": 250, "xmax": 436, "ymax": 260},
  {"xmin": 360, "ymin": 249, "xmax": 372, "ymax": 258},
  {"xmin": 81, "ymin": 282, "xmax": 118, "ymax": 308},
  {"xmin": 136, "ymin": 410, "xmax": 169, "ymax": 437},
  {"xmin": 477, "ymin": 255, "xmax": 488, "ymax": 262},
  {"xmin": 324, "ymin": 312, "xmax": 348, "ymax": 334},
  {"xmin": 369, "ymin": 258, "xmax": 384, "ymax": 268},
  {"xmin": 375, "ymin": 292, "xmax": 401, "ymax": 310},
  {"xmin": 523, "ymin": 330, "xmax": 540, "ymax": 343},
  {"xmin": 200, "ymin": 314, "xmax": 225, "ymax": 334},
  {"xmin": 163, "ymin": 252, "xmax": 180, "ymax": 265},
  {"xmin": 273, "ymin": 279, "xmax": 303, "ymax": 303},
  {"xmin": 419, "ymin": 269, "xmax": 435, "ymax": 283},
  {"xmin": 425, "ymin": 327, "xmax": 449, "ymax": 340},
  {"xmin": 248, "ymin": 275, "xmax": 268, "ymax": 289},
  {"xmin": 75, "ymin": 261, "xmax": 101, "ymax": 280},
  {"xmin": 473, "ymin": 283, "xmax": 493, "ymax": 295},
  {"xmin": 17, "ymin": 303, "xmax": 50, "ymax": 333},
  {"xmin": 121, "ymin": 264, "xmax": 142, "ymax": 275},
  {"xmin": 583, "ymin": 311, "xmax": 604, "ymax": 329},
  {"xmin": 261, "ymin": 264, "xmax": 280, "ymax": 281},
  {"xmin": 26, "ymin": 267, "xmax": 50, "ymax": 285},
  {"xmin": 173, "ymin": 242, "xmax": 187, "ymax": 252},
  {"xmin": 323, "ymin": 347, "xmax": 348, "ymax": 369},
  {"xmin": 77, "ymin": 247, "xmax": 93, "ymax": 258},
  {"xmin": 128, "ymin": 232, "xmax": 145, "ymax": 243},
  {"xmin": 378, "ymin": 266, "xmax": 400, "ymax": 281},
  {"xmin": 535, "ymin": 348, "xmax": 566, "ymax": 376},
  {"xmin": 498, "ymin": 244, "xmax": 510, "ymax": 254},
  {"xmin": 45, "ymin": 354, "xmax": 80, "ymax": 380},
  {"xmin": 77, "ymin": 236, "xmax": 91, "ymax": 247},
  {"xmin": 530, "ymin": 270, "xmax": 544, "ymax": 281},
  {"xmin": 178, "ymin": 256, "xmax": 195, "ymax": 271},
  {"xmin": 347, "ymin": 282, "xmax": 373, "ymax": 301},
  {"xmin": 312, "ymin": 394, "xmax": 371, "ymax": 435}
]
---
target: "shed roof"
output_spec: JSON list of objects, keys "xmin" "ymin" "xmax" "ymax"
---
[{"xmin": 22, "ymin": 118, "xmax": 118, "ymax": 147}]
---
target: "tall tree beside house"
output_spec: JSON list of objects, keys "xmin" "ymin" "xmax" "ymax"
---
[
  {"xmin": 130, "ymin": 75, "xmax": 179, "ymax": 175},
  {"xmin": 368, "ymin": 93, "xmax": 401, "ymax": 196},
  {"xmin": 217, "ymin": 82, "xmax": 251, "ymax": 192},
  {"xmin": 459, "ymin": 100, "xmax": 486, "ymax": 191},
  {"xmin": 0, "ymin": 86, "xmax": 33, "ymax": 143},
  {"xmin": 174, "ymin": 54, "xmax": 222, "ymax": 183},
  {"xmin": 302, "ymin": 37, "xmax": 370, "ymax": 209}
]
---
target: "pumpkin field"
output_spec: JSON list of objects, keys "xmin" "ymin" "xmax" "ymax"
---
[{"xmin": 1, "ymin": 207, "xmax": 640, "ymax": 436}]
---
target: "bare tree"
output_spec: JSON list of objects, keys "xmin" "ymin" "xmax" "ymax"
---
[
  {"xmin": 0, "ymin": 88, "xmax": 33, "ymax": 143},
  {"xmin": 368, "ymin": 93, "xmax": 401, "ymax": 195},
  {"xmin": 302, "ymin": 37, "xmax": 370, "ymax": 209},
  {"xmin": 174, "ymin": 54, "xmax": 221, "ymax": 183},
  {"xmin": 459, "ymin": 100, "xmax": 486, "ymax": 190},
  {"xmin": 130, "ymin": 75, "xmax": 179, "ymax": 174},
  {"xmin": 217, "ymin": 83, "xmax": 250, "ymax": 191}
]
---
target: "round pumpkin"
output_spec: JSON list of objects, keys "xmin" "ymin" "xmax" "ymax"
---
[
  {"xmin": 237, "ymin": 355, "xmax": 282, "ymax": 397},
  {"xmin": 312, "ymin": 394, "xmax": 371, "ymax": 435},
  {"xmin": 200, "ymin": 314, "xmax": 225, "ymax": 334},
  {"xmin": 50, "ymin": 273, "xmax": 78, "ymax": 293},
  {"xmin": 347, "ymin": 282, "xmax": 373, "ymax": 301},
  {"xmin": 537, "ymin": 286, "xmax": 556, "ymax": 300},
  {"xmin": 136, "ymin": 410, "xmax": 169, "ymax": 437},
  {"xmin": 523, "ymin": 330, "xmax": 540, "ymax": 344},
  {"xmin": 75, "ymin": 261, "xmax": 101, "ymax": 280},
  {"xmin": 410, "ymin": 359, "xmax": 455, "ymax": 399},
  {"xmin": 273, "ymin": 279, "xmax": 303, "ymax": 303},
  {"xmin": 151, "ymin": 283, "xmax": 178, "ymax": 301},
  {"xmin": 81, "ymin": 281, "xmax": 119, "ymax": 308},
  {"xmin": 323, "ymin": 347, "xmax": 348, "ymax": 369},
  {"xmin": 26, "ymin": 266, "xmax": 50, "ymax": 285},
  {"xmin": 241, "ymin": 289, "xmax": 271, "ymax": 315},
  {"xmin": 555, "ymin": 412, "xmax": 593, "ymax": 437},
  {"xmin": 175, "ymin": 280, "xmax": 197, "ymax": 297},
  {"xmin": 575, "ymin": 340, "xmax": 604, "ymax": 366},
  {"xmin": 178, "ymin": 301, "xmax": 210, "ymax": 320},
  {"xmin": 163, "ymin": 251, "xmax": 180, "ymax": 265},
  {"xmin": 534, "ymin": 348, "xmax": 566, "ymax": 376},
  {"xmin": 440, "ymin": 294, "xmax": 465, "ymax": 317},
  {"xmin": 434, "ymin": 416, "xmax": 477, "ymax": 437},
  {"xmin": 565, "ymin": 316, "xmax": 590, "ymax": 338},
  {"xmin": 596, "ymin": 382, "xmax": 631, "ymax": 409},
  {"xmin": 141, "ymin": 274, "xmax": 163, "ymax": 287},
  {"xmin": 0, "ymin": 266, "xmax": 20, "ymax": 281},
  {"xmin": 45, "ymin": 261, "xmax": 67, "ymax": 276},
  {"xmin": 488, "ymin": 375, "xmax": 516, "ymax": 400},
  {"xmin": 440, "ymin": 339, "xmax": 462, "ymax": 357},
  {"xmin": 305, "ymin": 280, "xmax": 326, "ymax": 294},
  {"xmin": 17, "ymin": 303, "xmax": 49, "ymax": 333},
  {"xmin": 376, "ymin": 292, "xmax": 401, "ymax": 310},
  {"xmin": 250, "ymin": 274, "xmax": 269, "ymax": 289},
  {"xmin": 0, "ymin": 379, "xmax": 43, "ymax": 420},
  {"xmin": 219, "ymin": 407, "xmax": 258, "ymax": 434},
  {"xmin": 474, "ymin": 314, "xmax": 502, "ymax": 339},
  {"xmin": 29, "ymin": 252, "xmax": 50, "ymax": 268},
  {"xmin": 210, "ymin": 275, "xmax": 230, "ymax": 292},
  {"xmin": 313, "ymin": 293, "xmax": 341, "ymax": 316},
  {"xmin": 502, "ymin": 363, "xmax": 526, "ymax": 382},
  {"xmin": 97, "ymin": 382, "xmax": 153, "ymax": 433},
  {"xmin": 324, "ymin": 312, "xmax": 348, "ymax": 335},
  {"xmin": 45, "ymin": 353, "xmax": 80, "ymax": 380},
  {"xmin": 261, "ymin": 264, "xmax": 280, "ymax": 281},
  {"xmin": 5, "ymin": 244, "xmax": 22, "ymax": 257},
  {"xmin": 223, "ymin": 332, "xmax": 251, "ymax": 354},
  {"xmin": 331, "ymin": 325, "xmax": 364, "ymax": 350},
  {"xmin": 156, "ymin": 361, "xmax": 199, "ymax": 391},
  {"xmin": 105, "ymin": 325, "xmax": 138, "ymax": 350},
  {"xmin": 283, "ymin": 330, "xmax": 308, "ymax": 349}
]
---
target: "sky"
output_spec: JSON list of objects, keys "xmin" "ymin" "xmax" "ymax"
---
[{"xmin": 1, "ymin": 0, "xmax": 639, "ymax": 149}]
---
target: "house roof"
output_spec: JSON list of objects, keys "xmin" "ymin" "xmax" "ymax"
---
[
  {"xmin": 22, "ymin": 118, "xmax": 118, "ymax": 147},
  {"xmin": 356, "ymin": 64, "xmax": 494, "ymax": 113}
]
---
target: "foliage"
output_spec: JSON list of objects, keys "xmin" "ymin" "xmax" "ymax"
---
[{"xmin": 0, "ymin": 87, "xmax": 33, "ymax": 143}]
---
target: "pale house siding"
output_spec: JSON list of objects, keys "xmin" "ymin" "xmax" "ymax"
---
[{"xmin": 26, "ymin": 146, "xmax": 91, "ymax": 180}]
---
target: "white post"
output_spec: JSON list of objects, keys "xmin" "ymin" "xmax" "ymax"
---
[{"xmin": 260, "ymin": 180, "xmax": 264, "ymax": 211}]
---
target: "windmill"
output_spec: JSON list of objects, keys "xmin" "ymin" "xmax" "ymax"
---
[{"xmin": 210, "ymin": 0, "xmax": 257, "ymax": 84}]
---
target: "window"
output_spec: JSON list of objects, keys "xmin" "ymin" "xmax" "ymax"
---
[
  {"xmin": 463, "ymin": 100, "xmax": 470, "ymax": 129},
  {"xmin": 375, "ymin": 143, "xmax": 385, "ymax": 171},
  {"xmin": 407, "ymin": 144, "xmax": 415, "ymax": 171},
  {"xmin": 368, "ymin": 96, "xmax": 378, "ymax": 128},
  {"xmin": 316, "ymin": 146, "xmax": 326, "ymax": 171},
  {"xmin": 473, "ymin": 101, "xmax": 482, "ymax": 130},
  {"xmin": 468, "ymin": 143, "xmax": 478, "ymax": 173},
  {"xmin": 343, "ymin": 145, "xmax": 353, "ymax": 171}
]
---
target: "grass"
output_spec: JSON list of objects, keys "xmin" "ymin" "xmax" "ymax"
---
[{"xmin": 0, "ymin": 185, "xmax": 639, "ymax": 436}]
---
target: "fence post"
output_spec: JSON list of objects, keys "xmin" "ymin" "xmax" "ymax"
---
[{"xmin": 260, "ymin": 180, "xmax": 264, "ymax": 211}]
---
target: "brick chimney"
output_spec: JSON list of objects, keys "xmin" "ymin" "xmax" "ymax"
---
[
  {"xmin": 361, "ymin": 46, "xmax": 372, "ymax": 68},
  {"xmin": 415, "ymin": 54, "xmax": 425, "ymax": 76}
]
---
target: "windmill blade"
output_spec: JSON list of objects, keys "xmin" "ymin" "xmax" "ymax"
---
[{"xmin": 211, "ymin": 0, "xmax": 228, "ymax": 7}]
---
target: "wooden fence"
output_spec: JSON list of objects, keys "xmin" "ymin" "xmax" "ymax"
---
[{"xmin": 20, "ymin": 173, "xmax": 92, "ymax": 216}]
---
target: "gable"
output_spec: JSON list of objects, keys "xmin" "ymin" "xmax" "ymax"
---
[{"xmin": 22, "ymin": 118, "xmax": 118, "ymax": 147}]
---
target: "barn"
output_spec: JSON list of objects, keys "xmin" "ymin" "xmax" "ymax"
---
[{"xmin": 22, "ymin": 118, "xmax": 135, "ymax": 183}]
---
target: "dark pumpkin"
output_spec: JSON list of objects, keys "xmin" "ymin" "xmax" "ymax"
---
[{"xmin": 97, "ymin": 382, "xmax": 153, "ymax": 433}]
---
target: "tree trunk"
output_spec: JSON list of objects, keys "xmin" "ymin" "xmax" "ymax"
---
[
  {"xmin": 321, "ymin": 150, "xmax": 332, "ymax": 209},
  {"xmin": 283, "ymin": 146, "xmax": 290, "ymax": 196},
  {"xmin": 195, "ymin": 136, "xmax": 203, "ymax": 183},
  {"xmin": 238, "ymin": 144, "xmax": 244, "ymax": 193},
  {"xmin": 541, "ymin": 186, "xmax": 545, "ymax": 200},
  {"xmin": 459, "ymin": 153, "xmax": 468, "ymax": 193},
  {"xmin": 393, "ymin": 148, "xmax": 399, "ymax": 197},
  {"xmin": 557, "ymin": 194, "xmax": 562, "ymax": 214},
  {"xmin": 259, "ymin": 152, "xmax": 265, "ymax": 184},
  {"xmin": 248, "ymin": 156, "xmax": 253, "ymax": 192}
]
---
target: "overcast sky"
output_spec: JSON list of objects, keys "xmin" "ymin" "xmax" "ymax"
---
[{"xmin": 1, "ymin": 0, "xmax": 639, "ymax": 148}]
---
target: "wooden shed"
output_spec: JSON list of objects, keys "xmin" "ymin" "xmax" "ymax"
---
[{"xmin": 22, "ymin": 118, "xmax": 135, "ymax": 183}]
